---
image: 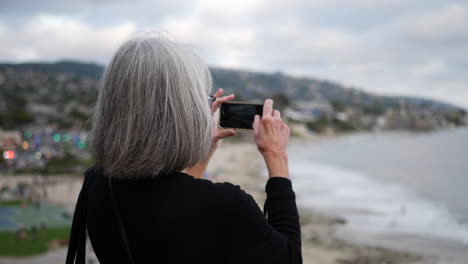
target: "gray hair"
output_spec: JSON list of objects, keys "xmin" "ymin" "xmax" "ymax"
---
[{"xmin": 91, "ymin": 36, "xmax": 213, "ymax": 178}]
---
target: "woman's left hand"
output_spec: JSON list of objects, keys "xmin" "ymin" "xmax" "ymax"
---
[
  {"xmin": 185, "ymin": 88, "xmax": 236, "ymax": 178},
  {"xmin": 209, "ymin": 88, "xmax": 237, "ymax": 155}
]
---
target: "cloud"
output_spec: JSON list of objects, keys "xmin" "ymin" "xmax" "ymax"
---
[
  {"xmin": 0, "ymin": 0, "xmax": 195, "ymax": 30},
  {"xmin": 0, "ymin": 0, "xmax": 467, "ymax": 108},
  {"xmin": 404, "ymin": 4, "xmax": 468, "ymax": 41},
  {"xmin": 0, "ymin": 15, "xmax": 136, "ymax": 62}
]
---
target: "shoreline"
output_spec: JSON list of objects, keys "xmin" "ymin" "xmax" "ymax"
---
[
  {"xmin": 288, "ymin": 130, "xmax": 468, "ymax": 263},
  {"xmin": 1, "ymin": 133, "xmax": 465, "ymax": 263},
  {"xmin": 208, "ymin": 140, "xmax": 426, "ymax": 264}
]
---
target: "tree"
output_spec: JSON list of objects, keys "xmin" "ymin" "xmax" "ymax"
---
[
  {"xmin": 271, "ymin": 93, "xmax": 290, "ymax": 111},
  {"xmin": 0, "ymin": 148, "xmax": 5, "ymax": 165}
]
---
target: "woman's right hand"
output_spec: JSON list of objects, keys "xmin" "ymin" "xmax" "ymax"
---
[{"xmin": 253, "ymin": 99, "xmax": 290, "ymax": 179}]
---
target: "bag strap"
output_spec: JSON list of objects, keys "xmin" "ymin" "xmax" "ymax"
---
[
  {"xmin": 108, "ymin": 175, "xmax": 135, "ymax": 264},
  {"xmin": 66, "ymin": 167, "xmax": 95, "ymax": 264},
  {"xmin": 263, "ymin": 199, "xmax": 270, "ymax": 218}
]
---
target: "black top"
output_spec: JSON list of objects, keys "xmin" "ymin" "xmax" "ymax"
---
[{"xmin": 68, "ymin": 166, "xmax": 302, "ymax": 264}]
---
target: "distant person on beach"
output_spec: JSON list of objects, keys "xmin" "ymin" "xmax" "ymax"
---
[{"xmin": 66, "ymin": 36, "xmax": 301, "ymax": 264}]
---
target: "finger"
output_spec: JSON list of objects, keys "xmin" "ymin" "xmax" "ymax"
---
[
  {"xmin": 212, "ymin": 94, "xmax": 235, "ymax": 112},
  {"xmin": 263, "ymin": 99, "xmax": 273, "ymax": 117},
  {"xmin": 253, "ymin": 115, "xmax": 260, "ymax": 131},
  {"xmin": 273, "ymin": 109, "xmax": 281, "ymax": 119},
  {"xmin": 217, "ymin": 94, "xmax": 235, "ymax": 103},
  {"xmin": 283, "ymin": 123, "xmax": 291, "ymax": 136},
  {"xmin": 213, "ymin": 88, "xmax": 224, "ymax": 98},
  {"xmin": 215, "ymin": 129, "xmax": 237, "ymax": 140}
]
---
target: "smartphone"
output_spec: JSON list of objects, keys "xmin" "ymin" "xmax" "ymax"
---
[{"xmin": 219, "ymin": 102, "xmax": 264, "ymax": 130}]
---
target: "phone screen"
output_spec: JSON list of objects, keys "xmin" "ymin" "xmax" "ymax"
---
[{"xmin": 219, "ymin": 102, "xmax": 263, "ymax": 130}]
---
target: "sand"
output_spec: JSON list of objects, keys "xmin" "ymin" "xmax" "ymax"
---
[{"xmin": 0, "ymin": 137, "xmax": 434, "ymax": 263}]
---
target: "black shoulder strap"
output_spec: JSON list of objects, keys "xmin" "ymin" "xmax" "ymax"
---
[
  {"xmin": 66, "ymin": 167, "xmax": 95, "ymax": 264},
  {"xmin": 108, "ymin": 175, "xmax": 135, "ymax": 264},
  {"xmin": 263, "ymin": 199, "xmax": 270, "ymax": 218}
]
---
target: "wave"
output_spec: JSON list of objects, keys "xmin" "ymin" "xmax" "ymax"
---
[{"xmin": 289, "ymin": 160, "xmax": 468, "ymax": 244}]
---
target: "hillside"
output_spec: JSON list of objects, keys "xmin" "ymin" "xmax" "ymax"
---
[
  {"xmin": 0, "ymin": 61, "xmax": 465, "ymax": 132},
  {"xmin": 0, "ymin": 61, "xmax": 462, "ymax": 110},
  {"xmin": 210, "ymin": 68, "xmax": 461, "ymax": 112}
]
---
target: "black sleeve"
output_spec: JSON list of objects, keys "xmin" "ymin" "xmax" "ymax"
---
[
  {"xmin": 264, "ymin": 177, "xmax": 302, "ymax": 263},
  {"xmin": 225, "ymin": 177, "xmax": 302, "ymax": 264}
]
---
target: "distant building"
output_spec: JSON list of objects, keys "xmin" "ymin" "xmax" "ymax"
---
[
  {"xmin": 335, "ymin": 112, "xmax": 348, "ymax": 122},
  {"xmin": 284, "ymin": 100, "xmax": 333, "ymax": 122},
  {"xmin": 295, "ymin": 101, "xmax": 332, "ymax": 118},
  {"xmin": 0, "ymin": 130, "xmax": 22, "ymax": 149}
]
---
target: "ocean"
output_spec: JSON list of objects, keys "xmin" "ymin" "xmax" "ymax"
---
[{"xmin": 289, "ymin": 128, "xmax": 468, "ymax": 261}]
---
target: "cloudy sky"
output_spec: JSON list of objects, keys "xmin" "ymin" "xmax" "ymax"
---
[{"xmin": 1, "ymin": 0, "xmax": 467, "ymax": 108}]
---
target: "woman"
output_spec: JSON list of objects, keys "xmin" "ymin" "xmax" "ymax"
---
[{"xmin": 66, "ymin": 36, "xmax": 301, "ymax": 264}]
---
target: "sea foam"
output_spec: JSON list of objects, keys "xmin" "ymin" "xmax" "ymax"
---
[{"xmin": 289, "ymin": 158, "xmax": 468, "ymax": 244}]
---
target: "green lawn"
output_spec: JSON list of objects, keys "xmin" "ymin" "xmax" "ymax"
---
[
  {"xmin": 0, "ymin": 226, "xmax": 70, "ymax": 256},
  {"xmin": 0, "ymin": 200, "xmax": 22, "ymax": 206},
  {"xmin": 0, "ymin": 200, "xmax": 72, "ymax": 256}
]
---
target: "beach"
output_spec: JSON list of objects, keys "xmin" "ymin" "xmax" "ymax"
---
[{"xmin": 2, "ymin": 135, "xmax": 463, "ymax": 263}]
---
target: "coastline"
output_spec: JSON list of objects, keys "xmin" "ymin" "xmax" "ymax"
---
[
  {"xmin": 286, "ymin": 130, "xmax": 468, "ymax": 264},
  {"xmin": 208, "ymin": 140, "xmax": 425, "ymax": 264},
  {"xmin": 2, "ymin": 133, "xmax": 464, "ymax": 263}
]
